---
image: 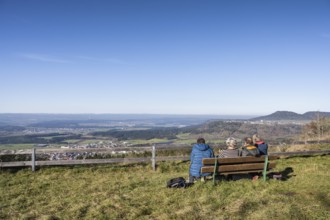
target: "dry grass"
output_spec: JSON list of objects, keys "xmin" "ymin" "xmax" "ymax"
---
[
  {"xmin": 269, "ymin": 143, "xmax": 330, "ymax": 153},
  {"xmin": 1, "ymin": 155, "xmax": 330, "ymax": 219}
]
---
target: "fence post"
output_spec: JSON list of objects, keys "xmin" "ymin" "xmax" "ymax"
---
[
  {"xmin": 152, "ymin": 145, "xmax": 156, "ymax": 171},
  {"xmin": 32, "ymin": 147, "xmax": 36, "ymax": 172}
]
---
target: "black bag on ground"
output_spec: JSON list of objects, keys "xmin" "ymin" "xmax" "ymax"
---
[{"xmin": 166, "ymin": 177, "xmax": 186, "ymax": 188}]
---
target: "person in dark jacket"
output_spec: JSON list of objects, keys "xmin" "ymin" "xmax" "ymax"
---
[
  {"xmin": 189, "ymin": 138, "xmax": 214, "ymax": 182},
  {"xmin": 239, "ymin": 137, "xmax": 260, "ymax": 181},
  {"xmin": 240, "ymin": 137, "xmax": 260, "ymax": 157},
  {"xmin": 253, "ymin": 134, "xmax": 268, "ymax": 155}
]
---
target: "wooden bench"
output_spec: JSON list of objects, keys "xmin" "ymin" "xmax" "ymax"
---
[{"xmin": 201, "ymin": 155, "xmax": 279, "ymax": 184}]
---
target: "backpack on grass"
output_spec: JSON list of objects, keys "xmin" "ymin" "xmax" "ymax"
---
[{"xmin": 166, "ymin": 177, "xmax": 186, "ymax": 188}]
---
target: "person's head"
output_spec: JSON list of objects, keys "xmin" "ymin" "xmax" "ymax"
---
[
  {"xmin": 252, "ymin": 134, "xmax": 262, "ymax": 143},
  {"xmin": 226, "ymin": 137, "xmax": 237, "ymax": 149},
  {"xmin": 197, "ymin": 137, "xmax": 206, "ymax": 144},
  {"xmin": 244, "ymin": 137, "xmax": 253, "ymax": 146}
]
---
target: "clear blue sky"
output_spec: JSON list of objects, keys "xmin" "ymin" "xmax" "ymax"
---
[{"xmin": 1, "ymin": 0, "xmax": 329, "ymax": 115}]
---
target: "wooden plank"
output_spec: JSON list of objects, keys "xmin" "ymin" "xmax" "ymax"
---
[
  {"xmin": 0, "ymin": 147, "xmax": 153, "ymax": 155},
  {"xmin": 202, "ymin": 155, "xmax": 279, "ymax": 165},
  {"xmin": 155, "ymin": 156, "xmax": 189, "ymax": 161},
  {"xmin": 0, "ymin": 161, "xmax": 32, "ymax": 167},
  {"xmin": 0, "ymin": 156, "xmax": 190, "ymax": 168},
  {"xmin": 214, "ymin": 170, "xmax": 264, "ymax": 175},
  {"xmin": 0, "ymin": 158, "xmax": 151, "ymax": 167},
  {"xmin": 35, "ymin": 158, "xmax": 151, "ymax": 166},
  {"xmin": 201, "ymin": 162, "xmax": 276, "ymax": 173}
]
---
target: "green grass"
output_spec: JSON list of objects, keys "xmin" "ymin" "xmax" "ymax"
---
[
  {"xmin": 64, "ymin": 139, "xmax": 81, "ymax": 144},
  {"xmin": 127, "ymin": 138, "xmax": 170, "ymax": 145},
  {"xmin": 1, "ymin": 155, "xmax": 329, "ymax": 219},
  {"xmin": 0, "ymin": 144, "xmax": 36, "ymax": 150},
  {"xmin": 172, "ymin": 138, "xmax": 196, "ymax": 144},
  {"xmin": 269, "ymin": 143, "xmax": 330, "ymax": 153},
  {"xmin": 176, "ymin": 133, "xmax": 191, "ymax": 139}
]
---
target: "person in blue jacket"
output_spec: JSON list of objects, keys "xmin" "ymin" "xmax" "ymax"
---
[{"xmin": 189, "ymin": 137, "xmax": 214, "ymax": 182}]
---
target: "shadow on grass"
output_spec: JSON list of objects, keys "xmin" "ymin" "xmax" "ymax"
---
[
  {"xmin": 268, "ymin": 167, "xmax": 295, "ymax": 181},
  {"xmin": 210, "ymin": 167, "xmax": 295, "ymax": 183},
  {"xmin": 281, "ymin": 154, "xmax": 330, "ymax": 160},
  {"xmin": 280, "ymin": 167, "xmax": 295, "ymax": 180},
  {"xmin": 316, "ymin": 193, "xmax": 330, "ymax": 209}
]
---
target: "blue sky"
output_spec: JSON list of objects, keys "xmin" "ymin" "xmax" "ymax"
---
[{"xmin": 1, "ymin": 0, "xmax": 330, "ymax": 115}]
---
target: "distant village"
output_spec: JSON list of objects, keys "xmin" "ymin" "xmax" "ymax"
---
[
  {"xmin": 37, "ymin": 140, "xmax": 143, "ymax": 161},
  {"xmin": 1, "ymin": 112, "xmax": 321, "ymax": 162}
]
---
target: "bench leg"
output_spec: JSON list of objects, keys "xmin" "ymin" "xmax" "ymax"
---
[
  {"xmin": 213, "ymin": 159, "xmax": 218, "ymax": 185},
  {"xmin": 263, "ymin": 155, "xmax": 269, "ymax": 181}
]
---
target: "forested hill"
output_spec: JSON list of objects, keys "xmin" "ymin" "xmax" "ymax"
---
[
  {"xmin": 250, "ymin": 111, "xmax": 330, "ymax": 121},
  {"xmin": 92, "ymin": 120, "xmax": 303, "ymax": 143},
  {"xmin": 186, "ymin": 120, "xmax": 302, "ymax": 141}
]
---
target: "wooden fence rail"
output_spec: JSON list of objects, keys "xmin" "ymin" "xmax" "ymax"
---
[
  {"xmin": 0, "ymin": 147, "xmax": 152, "ymax": 155},
  {"xmin": 0, "ymin": 145, "xmax": 192, "ymax": 171},
  {"xmin": 270, "ymin": 150, "xmax": 330, "ymax": 156},
  {"xmin": 1, "ymin": 146, "xmax": 330, "ymax": 171}
]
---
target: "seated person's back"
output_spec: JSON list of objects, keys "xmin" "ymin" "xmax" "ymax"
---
[
  {"xmin": 218, "ymin": 137, "xmax": 239, "ymax": 158},
  {"xmin": 253, "ymin": 134, "xmax": 268, "ymax": 155},
  {"xmin": 189, "ymin": 138, "xmax": 214, "ymax": 182},
  {"xmin": 241, "ymin": 137, "xmax": 260, "ymax": 157}
]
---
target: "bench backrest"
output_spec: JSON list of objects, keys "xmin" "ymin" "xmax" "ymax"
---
[{"xmin": 201, "ymin": 155, "xmax": 279, "ymax": 175}]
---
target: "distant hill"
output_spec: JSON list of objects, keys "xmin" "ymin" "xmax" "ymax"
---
[
  {"xmin": 250, "ymin": 111, "xmax": 330, "ymax": 121},
  {"xmin": 302, "ymin": 111, "xmax": 330, "ymax": 120},
  {"xmin": 184, "ymin": 120, "xmax": 303, "ymax": 142}
]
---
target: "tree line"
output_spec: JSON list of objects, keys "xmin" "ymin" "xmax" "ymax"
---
[
  {"xmin": 0, "ymin": 133, "xmax": 81, "ymax": 144},
  {"xmin": 92, "ymin": 127, "xmax": 180, "ymax": 140},
  {"xmin": 301, "ymin": 116, "xmax": 330, "ymax": 143}
]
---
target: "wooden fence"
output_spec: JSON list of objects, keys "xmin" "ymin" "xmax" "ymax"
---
[
  {"xmin": 1, "ymin": 146, "xmax": 330, "ymax": 172},
  {"xmin": 0, "ymin": 145, "xmax": 192, "ymax": 171}
]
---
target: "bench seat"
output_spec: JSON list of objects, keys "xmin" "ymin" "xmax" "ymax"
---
[{"xmin": 201, "ymin": 155, "xmax": 279, "ymax": 184}]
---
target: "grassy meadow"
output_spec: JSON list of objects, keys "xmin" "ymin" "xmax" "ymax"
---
[{"xmin": 0, "ymin": 154, "xmax": 329, "ymax": 219}]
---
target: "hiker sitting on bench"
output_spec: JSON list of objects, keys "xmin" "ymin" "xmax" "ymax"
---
[
  {"xmin": 240, "ymin": 137, "xmax": 260, "ymax": 157},
  {"xmin": 218, "ymin": 137, "xmax": 240, "ymax": 158},
  {"xmin": 253, "ymin": 134, "xmax": 268, "ymax": 155},
  {"xmin": 189, "ymin": 137, "xmax": 214, "ymax": 183}
]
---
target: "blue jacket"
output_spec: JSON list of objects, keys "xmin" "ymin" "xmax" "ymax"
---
[{"xmin": 189, "ymin": 143, "xmax": 214, "ymax": 177}]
